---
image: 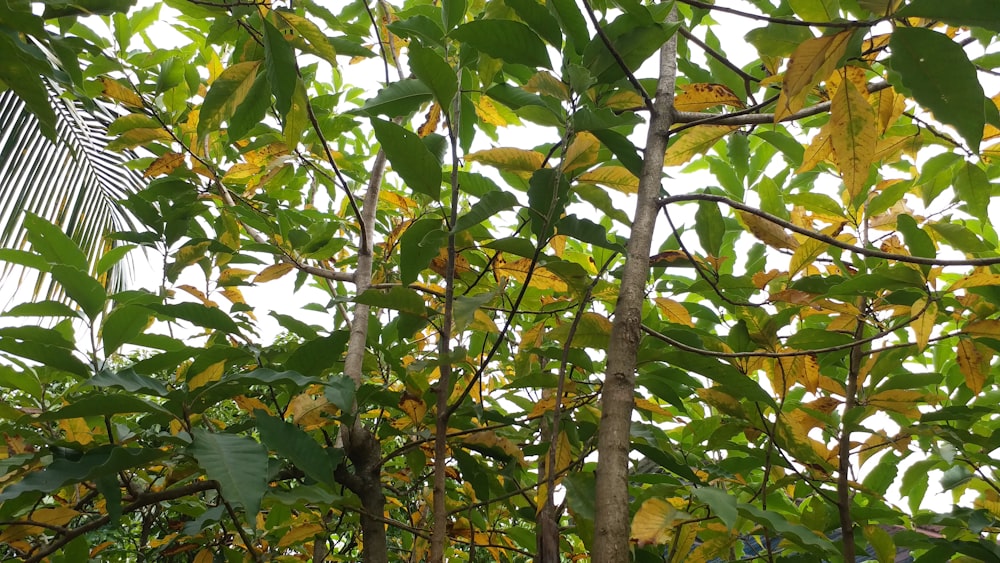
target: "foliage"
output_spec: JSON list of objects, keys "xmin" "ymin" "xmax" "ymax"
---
[{"xmin": 3, "ymin": 0, "xmax": 1000, "ymax": 562}]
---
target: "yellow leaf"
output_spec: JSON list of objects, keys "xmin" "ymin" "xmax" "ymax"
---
[
  {"xmin": 562, "ymin": 132, "xmax": 600, "ymax": 174},
  {"xmin": 576, "ymin": 165, "xmax": 639, "ymax": 193},
  {"xmin": 243, "ymin": 142, "xmax": 289, "ymax": 166},
  {"xmin": 634, "ymin": 397, "xmax": 674, "ymax": 419},
  {"xmin": 254, "ymin": 262, "xmax": 295, "ymax": 283},
  {"xmin": 494, "ymin": 259, "xmax": 568, "ymax": 292},
  {"xmin": 0, "ymin": 507, "xmax": 80, "ymax": 543},
  {"xmin": 948, "ymin": 269, "xmax": 1000, "ymax": 291},
  {"xmin": 399, "ymin": 390, "xmax": 427, "ymax": 426},
  {"xmin": 737, "ymin": 210, "xmax": 800, "ymax": 250},
  {"xmin": 462, "ymin": 430, "xmax": 527, "ymax": 466},
  {"xmin": 278, "ymin": 523, "xmax": 325, "ymax": 547},
  {"xmin": 101, "ymin": 77, "xmax": 144, "ymax": 107},
  {"xmin": 234, "ymin": 395, "xmax": 271, "ymax": 415},
  {"xmin": 193, "ymin": 549, "xmax": 214, "ymax": 563},
  {"xmin": 789, "ymin": 223, "xmax": 844, "ymax": 277},
  {"xmin": 797, "ymin": 121, "xmax": 833, "ymax": 173},
  {"xmin": 654, "ymin": 297, "xmax": 693, "ymax": 327},
  {"xmin": 471, "ymin": 309, "xmax": 499, "ymax": 333},
  {"xmin": 871, "ymin": 86, "xmax": 906, "ymax": 136},
  {"xmin": 696, "ymin": 387, "xmax": 745, "ymax": 417},
  {"xmin": 964, "ymin": 319, "xmax": 1000, "ymax": 338},
  {"xmin": 474, "ymin": 96, "xmax": 507, "ymax": 127},
  {"xmin": 173, "ymin": 242, "xmax": 211, "ymax": 271},
  {"xmin": 220, "ymin": 287, "xmax": 247, "ymax": 306},
  {"xmin": 188, "ymin": 360, "xmax": 226, "ymax": 390},
  {"xmin": 176, "ymin": 284, "xmax": 218, "ymax": 307},
  {"xmin": 664, "ymin": 125, "xmax": 737, "ymax": 166},
  {"xmin": 606, "ymin": 90, "xmax": 645, "ymax": 111},
  {"xmin": 143, "ymin": 152, "xmax": 185, "ymax": 178},
  {"xmin": 873, "ymin": 135, "xmax": 920, "ymax": 164},
  {"xmin": 911, "ymin": 298, "xmax": 936, "ymax": 353},
  {"xmin": 59, "ymin": 417, "xmax": 96, "ymax": 446},
  {"xmin": 956, "ymin": 338, "xmax": 990, "ymax": 394},
  {"xmin": 379, "ymin": 191, "xmax": 416, "ymax": 214},
  {"xmin": 674, "ymin": 83, "xmax": 744, "ymax": 112},
  {"xmin": 524, "ymin": 71, "xmax": 569, "ymax": 100},
  {"xmin": 465, "ymin": 147, "xmax": 545, "ymax": 179},
  {"xmin": 775, "ymin": 30, "xmax": 853, "ymax": 122},
  {"xmin": 867, "ymin": 389, "xmax": 926, "ymax": 418},
  {"xmin": 829, "ymin": 76, "xmax": 876, "ymax": 202},
  {"xmin": 288, "ymin": 391, "xmax": 339, "ymax": 430},
  {"xmin": 418, "ymin": 102, "xmax": 442, "ymax": 137},
  {"xmin": 110, "ymin": 127, "xmax": 173, "ymax": 150},
  {"xmin": 222, "ymin": 162, "xmax": 262, "ymax": 183},
  {"xmin": 630, "ymin": 498, "xmax": 688, "ymax": 548}
]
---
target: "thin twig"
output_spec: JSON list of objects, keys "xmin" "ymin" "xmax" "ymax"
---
[{"xmin": 674, "ymin": 0, "xmax": 882, "ymax": 28}]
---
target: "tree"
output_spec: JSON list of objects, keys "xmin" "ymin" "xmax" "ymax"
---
[{"xmin": 3, "ymin": 1, "xmax": 1000, "ymax": 562}]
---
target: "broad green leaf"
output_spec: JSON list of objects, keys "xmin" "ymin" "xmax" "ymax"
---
[
  {"xmin": 953, "ymin": 162, "xmax": 990, "ymax": 223},
  {"xmin": 148, "ymin": 302, "xmax": 242, "ymax": 334},
  {"xmin": 324, "ymin": 375, "xmax": 356, "ymax": 412},
  {"xmin": 408, "ymin": 44, "xmax": 456, "ymax": 106},
  {"xmin": 928, "ymin": 221, "xmax": 994, "ymax": 254},
  {"xmin": 33, "ymin": 394, "xmax": 172, "ymax": 420},
  {"xmin": 228, "ymin": 72, "xmax": 270, "ymax": 141},
  {"xmin": 745, "ymin": 23, "xmax": 815, "ymax": 59},
  {"xmin": 101, "ymin": 305, "xmax": 153, "ymax": 355},
  {"xmin": 775, "ymin": 30, "xmax": 853, "ymax": 121},
  {"xmin": 42, "ymin": 0, "xmax": 135, "ymax": 18},
  {"xmin": 256, "ymin": 411, "xmax": 338, "ymax": 488},
  {"xmin": 0, "ymin": 35, "xmax": 57, "ymax": 139},
  {"xmin": 0, "ymin": 446, "xmax": 164, "ymax": 503},
  {"xmin": 890, "ymin": 28, "xmax": 985, "ymax": 152},
  {"xmin": 4, "ymin": 301, "xmax": 78, "ymax": 318},
  {"xmin": 198, "ymin": 60, "xmax": 262, "ymax": 141},
  {"xmin": 738, "ymin": 504, "xmax": 838, "ymax": 555},
  {"xmin": 0, "ymin": 249, "xmax": 50, "ymax": 273},
  {"xmin": 505, "ymin": 0, "xmax": 562, "ymax": 47},
  {"xmin": 695, "ymin": 200, "xmax": 726, "ymax": 257},
  {"xmin": 527, "ymin": 168, "xmax": 570, "ymax": 241},
  {"xmin": 452, "ymin": 190, "xmax": 518, "ymax": 233},
  {"xmin": 548, "ymin": 0, "xmax": 589, "ymax": 55},
  {"xmin": 692, "ymin": 487, "xmax": 738, "ymax": 529},
  {"xmin": 263, "ymin": 19, "xmax": 298, "ymax": 117},
  {"xmin": 400, "ymin": 219, "xmax": 446, "ymax": 284},
  {"xmin": 582, "ymin": 18, "xmax": 679, "ymax": 84},
  {"xmin": 0, "ymin": 328, "xmax": 89, "ymax": 377},
  {"xmin": 548, "ymin": 312, "xmax": 612, "ymax": 348},
  {"xmin": 442, "ymin": 0, "xmax": 466, "ymax": 30},
  {"xmin": 788, "ymin": 0, "xmax": 838, "ymax": 21},
  {"xmin": 896, "ymin": 214, "xmax": 935, "ymax": 274},
  {"xmin": 285, "ymin": 332, "xmax": 349, "ymax": 378},
  {"xmin": 23, "ymin": 213, "xmax": 89, "ymax": 272},
  {"xmin": 370, "ymin": 117, "xmax": 442, "ymax": 198},
  {"xmin": 358, "ymin": 79, "xmax": 433, "ymax": 117},
  {"xmin": 95, "ymin": 244, "xmax": 136, "ymax": 276},
  {"xmin": 897, "ymin": 0, "xmax": 1000, "ymax": 33},
  {"xmin": 388, "ymin": 16, "xmax": 445, "ymax": 46},
  {"xmin": 88, "ymin": 368, "xmax": 169, "ymax": 396},
  {"xmin": 591, "ymin": 129, "xmax": 644, "ymax": 178},
  {"xmin": 282, "ymin": 78, "xmax": 309, "ymax": 149},
  {"xmin": 50, "ymin": 265, "xmax": 106, "ymax": 321},
  {"xmin": 662, "ymin": 350, "xmax": 777, "ymax": 408},
  {"xmin": 355, "ymin": 286, "xmax": 426, "ymax": 316},
  {"xmin": 556, "ymin": 215, "xmax": 624, "ymax": 252},
  {"xmin": 451, "ymin": 20, "xmax": 552, "ymax": 69},
  {"xmin": 190, "ymin": 428, "xmax": 268, "ymax": 519}
]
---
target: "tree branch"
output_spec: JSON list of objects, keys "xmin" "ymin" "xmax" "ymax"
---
[{"xmin": 673, "ymin": 0, "xmax": 882, "ymax": 28}]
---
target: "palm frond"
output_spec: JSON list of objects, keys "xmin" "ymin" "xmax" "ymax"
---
[{"xmin": 0, "ymin": 84, "xmax": 146, "ymax": 300}]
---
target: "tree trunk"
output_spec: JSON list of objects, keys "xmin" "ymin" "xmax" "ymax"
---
[{"xmin": 592, "ymin": 14, "xmax": 679, "ymax": 562}]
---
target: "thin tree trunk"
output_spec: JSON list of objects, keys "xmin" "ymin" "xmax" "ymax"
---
[
  {"xmin": 592, "ymin": 14, "xmax": 679, "ymax": 562},
  {"xmin": 336, "ymin": 150, "xmax": 389, "ymax": 563}
]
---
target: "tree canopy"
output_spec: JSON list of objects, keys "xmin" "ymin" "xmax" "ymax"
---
[{"xmin": 3, "ymin": 0, "xmax": 1000, "ymax": 562}]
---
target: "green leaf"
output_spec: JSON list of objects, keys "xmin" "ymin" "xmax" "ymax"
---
[
  {"xmin": 190, "ymin": 428, "xmax": 268, "ymax": 519},
  {"xmin": 0, "ymin": 37, "xmax": 57, "ymax": 139},
  {"xmin": 41, "ymin": 0, "xmax": 136, "ymax": 18},
  {"xmin": 282, "ymin": 78, "xmax": 309, "ymax": 149},
  {"xmin": 198, "ymin": 60, "xmax": 263, "ymax": 141},
  {"xmin": 400, "ymin": 219, "xmax": 445, "ymax": 285},
  {"xmin": 356, "ymin": 286, "xmax": 427, "ymax": 316},
  {"xmin": 548, "ymin": 0, "xmax": 590, "ymax": 55},
  {"xmin": 4, "ymin": 301, "xmax": 78, "ymax": 318},
  {"xmin": 324, "ymin": 375, "xmax": 356, "ymax": 412},
  {"xmin": 148, "ymin": 302, "xmax": 242, "ymax": 334},
  {"xmin": 591, "ymin": 129, "xmax": 644, "ymax": 178},
  {"xmin": 897, "ymin": 0, "xmax": 1000, "ymax": 33},
  {"xmin": 953, "ymin": 162, "xmax": 990, "ymax": 223},
  {"xmin": 358, "ymin": 79, "xmax": 433, "ymax": 117},
  {"xmin": 33, "ymin": 393, "xmax": 172, "ymax": 420},
  {"xmin": 582, "ymin": 16, "xmax": 679, "ymax": 84},
  {"xmin": 451, "ymin": 20, "xmax": 552, "ymax": 69},
  {"xmin": 695, "ymin": 201, "xmax": 726, "ymax": 256},
  {"xmin": 527, "ymin": 168, "xmax": 570, "ymax": 241},
  {"xmin": 0, "ymin": 328, "xmax": 90, "ymax": 377},
  {"xmin": 23, "ymin": 213, "xmax": 89, "ymax": 272},
  {"xmin": 505, "ymin": 0, "xmax": 562, "ymax": 47},
  {"xmin": 370, "ymin": 117, "xmax": 442, "ymax": 198},
  {"xmin": 0, "ymin": 249, "xmax": 50, "ymax": 273},
  {"xmin": 661, "ymin": 350, "xmax": 777, "ymax": 408},
  {"xmin": 0, "ymin": 446, "xmax": 164, "ymax": 503},
  {"xmin": 102, "ymin": 305, "xmax": 153, "ymax": 355},
  {"xmin": 890, "ymin": 28, "xmax": 984, "ymax": 152},
  {"xmin": 442, "ymin": 0, "xmax": 466, "ymax": 30},
  {"xmin": 693, "ymin": 487, "xmax": 738, "ymax": 529},
  {"xmin": 263, "ymin": 19, "xmax": 298, "ymax": 117},
  {"xmin": 556, "ymin": 215, "xmax": 625, "ymax": 252},
  {"xmin": 408, "ymin": 44, "xmax": 456, "ymax": 106},
  {"xmin": 486, "ymin": 236, "xmax": 537, "ymax": 258},
  {"xmin": 896, "ymin": 214, "xmax": 935, "ymax": 274},
  {"xmin": 745, "ymin": 23, "xmax": 815, "ymax": 59},
  {"xmin": 928, "ymin": 221, "xmax": 994, "ymax": 254},
  {"xmin": 228, "ymin": 72, "xmax": 270, "ymax": 141},
  {"xmin": 256, "ymin": 411, "xmax": 338, "ymax": 488},
  {"xmin": 50, "ymin": 265, "xmax": 106, "ymax": 321},
  {"xmin": 88, "ymin": 368, "xmax": 169, "ymax": 396},
  {"xmin": 388, "ymin": 16, "xmax": 445, "ymax": 46},
  {"xmin": 453, "ymin": 190, "xmax": 518, "ymax": 233},
  {"xmin": 95, "ymin": 245, "xmax": 136, "ymax": 276},
  {"xmin": 285, "ymin": 332, "xmax": 349, "ymax": 377},
  {"xmin": 738, "ymin": 504, "xmax": 838, "ymax": 555}
]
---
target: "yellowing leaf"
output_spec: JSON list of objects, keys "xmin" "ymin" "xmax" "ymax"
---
[
  {"xmin": 871, "ymin": 86, "xmax": 906, "ymax": 136},
  {"xmin": 797, "ymin": 121, "xmax": 833, "ymax": 173},
  {"xmin": 474, "ymin": 96, "xmax": 507, "ymax": 127},
  {"xmin": 222, "ymin": 162, "xmax": 262, "ymax": 183},
  {"xmin": 399, "ymin": 391, "xmax": 427, "ymax": 426},
  {"xmin": 193, "ymin": 549, "xmax": 214, "ymax": 563},
  {"xmin": 737, "ymin": 210, "xmax": 800, "ymax": 250},
  {"xmin": 0, "ymin": 507, "xmax": 80, "ymax": 543},
  {"xmin": 696, "ymin": 387, "xmax": 745, "ymax": 417},
  {"xmin": 776, "ymin": 30, "xmax": 853, "ymax": 121},
  {"xmin": 143, "ymin": 152, "xmax": 185, "ymax": 178},
  {"xmin": 562, "ymin": 132, "xmax": 600, "ymax": 174},
  {"xmin": 254, "ymin": 262, "xmax": 295, "ymax": 283},
  {"xmin": 220, "ymin": 287, "xmax": 247, "ymax": 306},
  {"xmin": 674, "ymin": 83, "xmax": 744, "ymax": 112},
  {"xmin": 465, "ymin": 147, "xmax": 545, "ymax": 179},
  {"xmin": 948, "ymin": 269, "xmax": 1000, "ymax": 291},
  {"xmin": 606, "ymin": 90, "xmax": 645, "ymax": 111},
  {"xmin": 524, "ymin": 71, "xmax": 569, "ymax": 100},
  {"xmin": 957, "ymin": 338, "xmax": 991, "ymax": 394},
  {"xmin": 462, "ymin": 430, "xmax": 526, "ymax": 465},
  {"xmin": 418, "ymin": 102, "xmax": 442, "ymax": 137},
  {"xmin": 630, "ymin": 498, "xmax": 688, "ymax": 548},
  {"xmin": 288, "ymin": 391, "xmax": 338, "ymax": 430},
  {"xmin": 830, "ymin": 77, "xmax": 876, "ymax": 202},
  {"xmin": 789, "ymin": 223, "xmax": 844, "ymax": 277},
  {"xmin": 234, "ymin": 395, "xmax": 271, "ymax": 415},
  {"xmin": 176, "ymin": 284, "xmax": 217, "ymax": 307},
  {"xmin": 188, "ymin": 360, "xmax": 226, "ymax": 390},
  {"xmin": 278, "ymin": 523, "xmax": 325, "ymax": 547},
  {"xmin": 634, "ymin": 398, "xmax": 674, "ymax": 418},
  {"xmin": 664, "ymin": 125, "xmax": 738, "ymax": 166},
  {"xmin": 964, "ymin": 319, "xmax": 1000, "ymax": 339},
  {"xmin": 576, "ymin": 165, "xmax": 639, "ymax": 193},
  {"xmin": 101, "ymin": 77, "xmax": 144, "ymax": 107},
  {"xmin": 654, "ymin": 297, "xmax": 693, "ymax": 327},
  {"xmin": 494, "ymin": 259, "xmax": 568, "ymax": 292},
  {"xmin": 59, "ymin": 417, "xmax": 96, "ymax": 445},
  {"xmin": 380, "ymin": 191, "xmax": 416, "ymax": 214},
  {"xmin": 867, "ymin": 389, "xmax": 926, "ymax": 418},
  {"xmin": 911, "ymin": 298, "xmax": 937, "ymax": 353}
]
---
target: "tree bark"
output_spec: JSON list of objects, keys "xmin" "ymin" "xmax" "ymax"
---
[{"xmin": 591, "ymin": 13, "xmax": 679, "ymax": 563}]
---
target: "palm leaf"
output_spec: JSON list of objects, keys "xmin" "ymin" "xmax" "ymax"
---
[{"xmin": 0, "ymin": 84, "xmax": 146, "ymax": 300}]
